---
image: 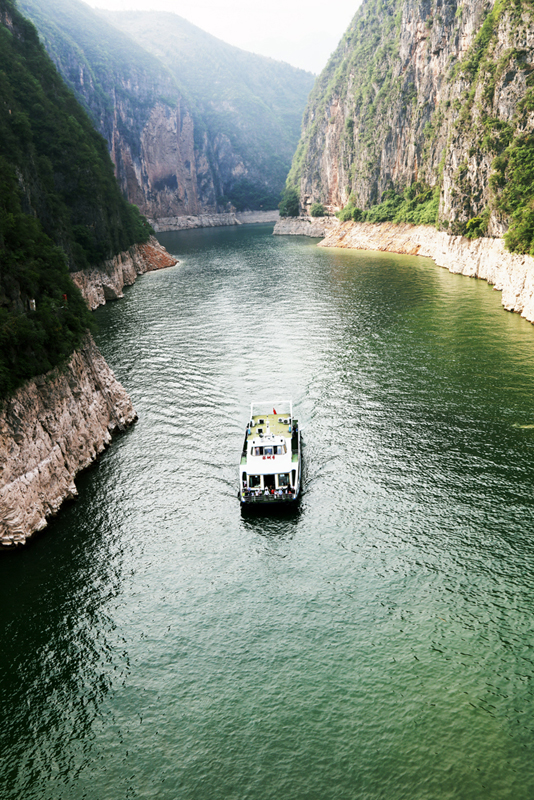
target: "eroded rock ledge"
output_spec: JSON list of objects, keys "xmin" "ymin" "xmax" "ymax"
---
[
  {"xmin": 273, "ymin": 216, "xmax": 339, "ymax": 237},
  {"xmin": 71, "ymin": 235, "xmax": 178, "ymax": 310},
  {"xmin": 275, "ymin": 218, "xmax": 534, "ymax": 324},
  {"xmin": 0, "ymin": 334, "xmax": 137, "ymax": 547},
  {"xmin": 150, "ymin": 210, "xmax": 280, "ymax": 232}
]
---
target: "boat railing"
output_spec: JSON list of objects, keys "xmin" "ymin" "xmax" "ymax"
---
[
  {"xmin": 250, "ymin": 400, "xmax": 292, "ymax": 418},
  {"xmin": 242, "ymin": 491, "xmax": 296, "ymax": 503}
]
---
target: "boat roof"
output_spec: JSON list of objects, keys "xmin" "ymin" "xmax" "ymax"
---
[{"xmin": 247, "ymin": 413, "xmax": 292, "ymax": 443}]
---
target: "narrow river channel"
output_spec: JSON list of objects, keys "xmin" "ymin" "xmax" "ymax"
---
[{"xmin": 2, "ymin": 223, "xmax": 534, "ymax": 799}]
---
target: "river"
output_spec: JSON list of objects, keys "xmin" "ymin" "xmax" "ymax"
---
[{"xmin": 1, "ymin": 223, "xmax": 534, "ymax": 799}]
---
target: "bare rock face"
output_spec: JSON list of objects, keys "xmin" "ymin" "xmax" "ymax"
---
[
  {"xmin": 292, "ymin": 0, "xmax": 534, "ymax": 235},
  {"xmin": 273, "ymin": 216, "xmax": 340, "ymax": 237},
  {"xmin": 317, "ymin": 221, "xmax": 534, "ymax": 323},
  {"xmin": 0, "ymin": 334, "xmax": 137, "ymax": 547},
  {"xmin": 115, "ymin": 102, "xmax": 219, "ymax": 218},
  {"xmin": 149, "ymin": 210, "xmax": 280, "ymax": 232},
  {"xmin": 71, "ymin": 235, "xmax": 178, "ymax": 310}
]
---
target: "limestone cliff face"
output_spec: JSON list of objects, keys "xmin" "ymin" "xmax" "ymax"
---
[
  {"xmin": 17, "ymin": 0, "xmax": 235, "ymax": 219},
  {"xmin": 291, "ymin": 0, "xmax": 534, "ymax": 237},
  {"xmin": 19, "ymin": 0, "xmax": 313, "ymax": 226},
  {"xmin": 72, "ymin": 236, "xmax": 178, "ymax": 311},
  {"xmin": 0, "ymin": 335, "xmax": 136, "ymax": 546}
]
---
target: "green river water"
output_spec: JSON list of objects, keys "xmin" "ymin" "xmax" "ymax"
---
[{"xmin": 1, "ymin": 224, "xmax": 534, "ymax": 799}]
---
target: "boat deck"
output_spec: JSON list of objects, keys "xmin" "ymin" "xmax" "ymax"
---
[{"xmin": 247, "ymin": 413, "xmax": 292, "ymax": 442}]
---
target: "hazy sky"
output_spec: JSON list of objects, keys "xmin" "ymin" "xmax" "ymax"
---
[{"xmin": 86, "ymin": 0, "xmax": 361, "ymax": 74}]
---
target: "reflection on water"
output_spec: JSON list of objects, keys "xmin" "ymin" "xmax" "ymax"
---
[{"xmin": 1, "ymin": 224, "xmax": 534, "ymax": 799}]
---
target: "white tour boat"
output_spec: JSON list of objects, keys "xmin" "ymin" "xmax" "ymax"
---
[{"xmin": 239, "ymin": 400, "xmax": 301, "ymax": 506}]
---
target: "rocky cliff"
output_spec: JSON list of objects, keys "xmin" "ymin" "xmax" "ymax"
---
[
  {"xmin": 18, "ymin": 0, "xmax": 212, "ymax": 220},
  {"xmin": 71, "ymin": 236, "xmax": 178, "ymax": 311},
  {"xmin": 0, "ymin": 1, "xmax": 177, "ymax": 546},
  {"xmin": 0, "ymin": 335, "xmax": 136, "ymax": 546},
  {"xmin": 290, "ymin": 0, "xmax": 534, "ymax": 250},
  {"xmin": 19, "ymin": 0, "xmax": 314, "ymax": 227}
]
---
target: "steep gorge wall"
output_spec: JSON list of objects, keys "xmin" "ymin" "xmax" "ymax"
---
[
  {"xmin": 19, "ymin": 0, "xmax": 314, "ymax": 227},
  {"xmin": 0, "ymin": 335, "xmax": 136, "ymax": 546},
  {"xmin": 18, "ymin": 0, "xmax": 220, "ymax": 220},
  {"xmin": 291, "ymin": 0, "xmax": 534, "ymax": 239}
]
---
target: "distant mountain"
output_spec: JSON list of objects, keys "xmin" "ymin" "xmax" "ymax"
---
[
  {"xmin": 101, "ymin": 10, "xmax": 315, "ymax": 211},
  {"xmin": 18, "ymin": 0, "xmax": 315, "ymax": 218},
  {"xmin": 0, "ymin": 0, "xmax": 151, "ymax": 396}
]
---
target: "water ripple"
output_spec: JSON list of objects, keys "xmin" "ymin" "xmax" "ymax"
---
[{"xmin": 2, "ymin": 225, "xmax": 534, "ymax": 799}]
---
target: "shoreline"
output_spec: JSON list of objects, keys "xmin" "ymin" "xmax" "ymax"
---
[
  {"xmin": 0, "ymin": 334, "xmax": 137, "ymax": 547},
  {"xmin": 149, "ymin": 209, "xmax": 280, "ymax": 232},
  {"xmin": 71, "ymin": 235, "xmax": 178, "ymax": 310},
  {"xmin": 0, "ymin": 234, "xmax": 179, "ymax": 546},
  {"xmin": 274, "ymin": 218, "xmax": 534, "ymax": 324}
]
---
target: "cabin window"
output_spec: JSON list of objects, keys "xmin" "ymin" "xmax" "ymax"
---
[
  {"xmin": 264, "ymin": 447, "xmax": 273, "ymax": 455},
  {"xmin": 249, "ymin": 475, "xmax": 261, "ymax": 488},
  {"xmin": 278, "ymin": 473, "xmax": 289, "ymax": 487}
]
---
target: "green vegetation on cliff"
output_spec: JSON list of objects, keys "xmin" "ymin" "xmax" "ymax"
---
[
  {"xmin": 310, "ymin": 203, "xmax": 326, "ymax": 217},
  {"xmin": 279, "ymin": 188, "xmax": 300, "ymax": 218},
  {"xmin": 337, "ymin": 185, "xmax": 439, "ymax": 226},
  {"xmin": 0, "ymin": 0, "xmax": 151, "ymax": 269},
  {"xmin": 0, "ymin": 158, "xmax": 92, "ymax": 397},
  {"xmin": 0, "ymin": 0, "xmax": 151, "ymax": 398},
  {"xmin": 446, "ymin": 0, "xmax": 534, "ymax": 254},
  {"xmin": 290, "ymin": 0, "xmax": 534, "ymax": 256},
  {"xmin": 495, "ymin": 135, "xmax": 534, "ymax": 254}
]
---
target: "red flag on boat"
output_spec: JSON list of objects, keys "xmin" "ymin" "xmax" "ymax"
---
[{"xmin": 273, "ymin": 407, "xmax": 277, "ymax": 414}]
